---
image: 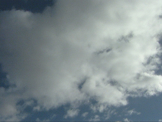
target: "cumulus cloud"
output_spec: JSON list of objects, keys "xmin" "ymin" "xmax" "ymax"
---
[{"xmin": 0, "ymin": 0, "xmax": 162, "ymax": 120}]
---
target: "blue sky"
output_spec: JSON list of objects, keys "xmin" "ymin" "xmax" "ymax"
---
[{"xmin": 0, "ymin": 0, "xmax": 162, "ymax": 121}]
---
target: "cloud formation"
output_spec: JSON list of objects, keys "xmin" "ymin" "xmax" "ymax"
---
[
  {"xmin": 65, "ymin": 109, "xmax": 79, "ymax": 118},
  {"xmin": 0, "ymin": 0, "xmax": 162, "ymax": 120}
]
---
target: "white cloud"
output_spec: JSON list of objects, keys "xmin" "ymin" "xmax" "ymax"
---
[
  {"xmin": 82, "ymin": 112, "xmax": 88, "ymax": 117},
  {"xmin": 0, "ymin": 0, "xmax": 162, "ymax": 120},
  {"xmin": 124, "ymin": 118, "xmax": 131, "ymax": 122},
  {"xmin": 0, "ymin": 88, "xmax": 23, "ymax": 121},
  {"xmin": 89, "ymin": 115, "xmax": 100, "ymax": 121},
  {"xmin": 103, "ymin": 109, "xmax": 117, "ymax": 120},
  {"xmin": 159, "ymin": 119, "xmax": 162, "ymax": 122},
  {"xmin": 90, "ymin": 104, "xmax": 109, "ymax": 113},
  {"xmin": 36, "ymin": 118, "xmax": 50, "ymax": 122},
  {"xmin": 33, "ymin": 106, "xmax": 41, "ymax": 111},
  {"xmin": 36, "ymin": 114, "xmax": 56, "ymax": 121},
  {"xmin": 64, "ymin": 109, "xmax": 79, "ymax": 118},
  {"xmin": 126, "ymin": 109, "xmax": 141, "ymax": 116}
]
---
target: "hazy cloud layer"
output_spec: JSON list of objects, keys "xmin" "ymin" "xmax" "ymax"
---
[{"xmin": 0, "ymin": 0, "xmax": 162, "ymax": 120}]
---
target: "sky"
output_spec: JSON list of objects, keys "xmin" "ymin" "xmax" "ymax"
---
[{"xmin": 0, "ymin": 0, "xmax": 162, "ymax": 121}]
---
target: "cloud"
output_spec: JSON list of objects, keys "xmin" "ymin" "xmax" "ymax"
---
[
  {"xmin": 124, "ymin": 118, "xmax": 131, "ymax": 122},
  {"xmin": 159, "ymin": 119, "xmax": 162, "ymax": 122},
  {"xmin": 126, "ymin": 109, "xmax": 141, "ymax": 116},
  {"xmin": 89, "ymin": 115, "xmax": 100, "ymax": 121},
  {"xmin": 82, "ymin": 112, "xmax": 88, "ymax": 117},
  {"xmin": 36, "ymin": 118, "xmax": 50, "ymax": 122},
  {"xmin": 64, "ymin": 109, "xmax": 79, "ymax": 118},
  {"xmin": 33, "ymin": 106, "xmax": 41, "ymax": 111},
  {"xmin": 0, "ymin": 0, "xmax": 162, "ymax": 120}
]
